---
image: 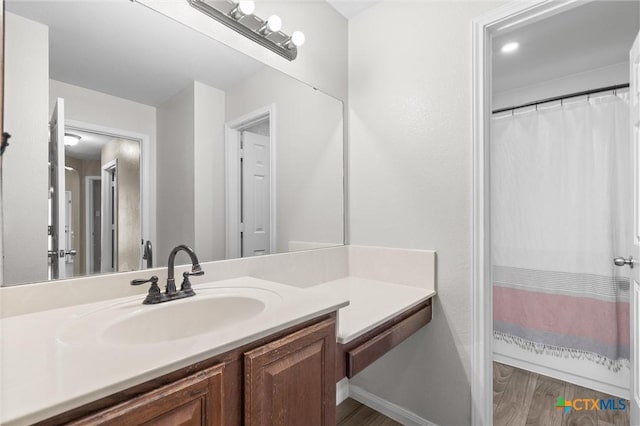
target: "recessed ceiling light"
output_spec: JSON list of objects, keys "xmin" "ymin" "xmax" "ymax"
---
[
  {"xmin": 501, "ymin": 41, "xmax": 519, "ymax": 54},
  {"xmin": 64, "ymin": 133, "xmax": 82, "ymax": 146}
]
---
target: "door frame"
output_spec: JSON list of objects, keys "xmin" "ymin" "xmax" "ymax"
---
[
  {"xmin": 65, "ymin": 119, "xmax": 152, "ymax": 270},
  {"xmin": 225, "ymin": 105, "xmax": 276, "ymax": 259},
  {"xmin": 84, "ymin": 175, "xmax": 101, "ymax": 274},
  {"xmin": 102, "ymin": 159, "xmax": 118, "ymax": 273},
  {"xmin": 471, "ymin": 1, "xmax": 600, "ymax": 424}
]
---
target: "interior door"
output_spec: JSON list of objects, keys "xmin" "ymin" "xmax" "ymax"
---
[
  {"xmin": 241, "ymin": 131, "xmax": 270, "ymax": 257},
  {"xmin": 48, "ymin": 98, "xmax": 67, "ymax": 279}
]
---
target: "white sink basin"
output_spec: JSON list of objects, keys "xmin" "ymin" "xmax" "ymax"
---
[{"xmin": 58, "ymin": 286, "xmax": 282, "ymax": 345}]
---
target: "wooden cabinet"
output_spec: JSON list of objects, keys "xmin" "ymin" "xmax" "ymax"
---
[
  {"xmin": 70, "ymin": 364, "xmax": 225, "ymax": 426},
  {"xmin": 39, "ymin": 313, "xmax": 337, "ymax": 426},
  {"xmin": 244, "ymin": 317, "xmax": 336, "ymax": 426}
]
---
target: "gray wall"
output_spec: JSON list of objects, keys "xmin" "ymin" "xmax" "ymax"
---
[
  {"xmin": 348, "ymin": 2, "xmax": 503, "ymax": 425},
  {"xmin": 3, "ymin": 13, "xmax": 49, "ymax": 285}
]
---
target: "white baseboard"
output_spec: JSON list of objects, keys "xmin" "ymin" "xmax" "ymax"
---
[
  {"xmin": 349, "ymin": 384, "xmax": 438, "ymax": 426},
  {"xmin": 336, "ymin": 378, "xmax": 349, "ymax": 405},
  {"xmin": 494, "ymin": 349, "xmax": 630, "ymax": 399}
]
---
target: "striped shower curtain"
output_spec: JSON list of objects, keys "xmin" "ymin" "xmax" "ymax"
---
[{"xmin": 492, "ymin": 92, "xmax": 630, "ymax": 371}]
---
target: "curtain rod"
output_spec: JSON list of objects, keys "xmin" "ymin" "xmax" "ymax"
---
[{"xmin": 492, "ymin": 83, "xmax": 630, "ymax": 114}]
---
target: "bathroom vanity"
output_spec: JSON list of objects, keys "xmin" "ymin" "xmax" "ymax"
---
[
  {"xmin": 43, "ymin": 313, "xmax": 339, "ymax": 426},
  {"xmin": 0, "ymin": 246, "xmax": 436, "ymax": 425}
]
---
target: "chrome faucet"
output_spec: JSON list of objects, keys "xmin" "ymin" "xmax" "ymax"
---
[{"xmin": 131, "ymin": 244, "xmax": 204, "ymax": 304}]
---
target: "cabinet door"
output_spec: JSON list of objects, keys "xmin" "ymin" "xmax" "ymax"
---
[
  {"xmin": 70, "ymin": 364, "xmax": 225, "ymax": 426},
  {"xmin": 244, "ymin": 317, "xmax": 336, "ymax": 426}
]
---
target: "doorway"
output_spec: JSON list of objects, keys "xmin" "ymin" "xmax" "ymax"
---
[
  {"xmin": 472, "ymin": 1, "xmax": 640, "ymax": 424},
  {"xmin": 225, "ymin": 105, "xmax": 276, "ymax": 259},
  {"xmin": 47, "ymin": 97, "xmax": 149, "ymax": 279}
]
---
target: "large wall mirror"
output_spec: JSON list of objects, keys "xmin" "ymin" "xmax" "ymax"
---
[{"xmin": 2, "ymin": 0, "xmax": 344, "ymax": 286}]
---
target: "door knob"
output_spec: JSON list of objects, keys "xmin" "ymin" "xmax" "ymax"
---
[
  {"xmin": 59, "ymin": 249, "xmax": 77, "ymax": 257},
  {"xmin": 614, "ymin": 256, "xmax": 634, "ymax": 268}
]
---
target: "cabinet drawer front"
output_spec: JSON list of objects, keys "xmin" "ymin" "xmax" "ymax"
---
[
  {"xmin": 70, "ymin": 364, "xmax": 225, "ymax": 426},
  {"xmin": 244, "ymin": 317, "xmax": 336, "ymax": 426},
  {"xmin": 347, "ymin": 303, "xmax": 432, "ymax": 378}
]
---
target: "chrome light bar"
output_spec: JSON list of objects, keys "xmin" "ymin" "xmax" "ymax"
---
[{"xmin": 187, "ymin": 0, "xmax": 301, "ymax": 61}]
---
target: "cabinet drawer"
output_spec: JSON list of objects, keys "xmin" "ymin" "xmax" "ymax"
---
[
  {"xmin": 344, "ymin": 301, "xmax": 432, "ymax": 378},
  {"xmin": 70, "ymin": 364, "xmax": 225, "ymax": 426}
]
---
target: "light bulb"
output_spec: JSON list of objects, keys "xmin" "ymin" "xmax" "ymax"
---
[
  {"xmin": 501, "ymin": 41, "xmax": 519, "ymax": 54},
  {"xmin": 291, "ymin": 31, "xmax": 305, "ymax": 47},
  {"xmin": 238, "ymin": 1, "xmax": 255, "ymax": 15},
  {"xmin": 267, "ymin": 15, "xmax": 282, "ymax": 32}
]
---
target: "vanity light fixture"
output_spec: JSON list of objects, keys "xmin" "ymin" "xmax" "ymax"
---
[
  {"xmin": 188, "ymin": 0, "xmax": 304, "ymax": 61},
  {"xmin": 501, "ymin": 41, "xmax": 519, "ymax": 53},
  {"xmin": 64, "ymin": 133, "xmax": 81, "ymax": 146}
]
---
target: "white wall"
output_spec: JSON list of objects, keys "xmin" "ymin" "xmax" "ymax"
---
[
  {"xmin": 49, "ymin": 79, "xmax": 157, "ymax": 261},
  {"xmin": 156, "ymin": 84, "xmax": 196, "ymax": 264},
  {"xmin": 348, "ymin": 2, "xmax": 504, "ymax": 425},
  {"xmin": 494, "ymin": 62, "xmax": 629, "ymax": 110},
  {"xmin": 3, "ymin": 13, "xmax": 49, "ymax": 285},
  {"xmin": 138, "ymin": 0, "xmax": 348, "ymax": 102},
  {"xmin": 226, "ymin": 67, "xmax": 344, "ymax": 252},
  {"xmin": 157, "ymin": 81, "xmax": 226, "ymax": 265},
  {"xmin": 194, "ymin": 81, "xmax": 226, "ymax": 262}
]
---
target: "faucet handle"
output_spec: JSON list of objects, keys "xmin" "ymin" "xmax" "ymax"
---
[
  {"xmin": 132, "ymin": 276, "xmax": 163, "ymax": 304},
  {"xmin": 180, "ymin": 270, "xmax": 203, "ymax": 293},
  {"xmin": 131, "ymin": 275, "xmax": 159, "ymax": 286}
]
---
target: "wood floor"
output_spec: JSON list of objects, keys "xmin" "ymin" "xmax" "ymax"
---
[
  {"xmin": 494, "ymin": 362, "xmax": 630, "ymax": 426},
  {"xmin": 337, "ymin": 398, "xmax": 401, "ymax": 426}
]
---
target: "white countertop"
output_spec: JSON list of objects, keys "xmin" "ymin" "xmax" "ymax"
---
[
  {"xmin": 0, "ymin": 277, "xmax": 349, "ymax": 425},
  {"xmin": 0, "ymin": 274, "xmax": 435, "ymax": 425},
  {"xmin": 314, "ymin": 277, "xmax": 436, "ymax": 344}
]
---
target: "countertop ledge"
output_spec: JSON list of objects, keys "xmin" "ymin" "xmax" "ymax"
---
[{"xmin": 312, "ymin": 277, "xmax": 436, "ymax": 344}]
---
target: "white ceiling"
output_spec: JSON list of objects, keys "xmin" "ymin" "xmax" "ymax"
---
[
  {"xmin": 325, "ymin": 0, "xmax": 379, "ymax": 19},
  {"xmin": 64, "ymin": 129, "xmax": 117, "ymax": 161},
  {"xmin": 493, "ymin": 1, "xmax": 640, "ymax": 93},
  {"xmin": 7, "ymin": 1, "xmax": 266, "ymax": 107}
]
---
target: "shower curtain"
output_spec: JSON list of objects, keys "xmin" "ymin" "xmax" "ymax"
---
[{"xmin": 492, "ymin": 93, "xmax": 630, "ymax": 371}]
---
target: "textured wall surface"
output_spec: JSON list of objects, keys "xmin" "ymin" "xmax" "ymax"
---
[{"xmin": 348, "ymin": 2, "xmax": 503, "ymax": 424}]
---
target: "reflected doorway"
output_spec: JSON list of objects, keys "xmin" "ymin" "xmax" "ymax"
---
[
  {"xmin": 225, "ymin": 105, "xmax": 276, "ymax": 259},
  {"xmin": 47, "ymin": 97, "xmax": 145, "ymax": 279}
]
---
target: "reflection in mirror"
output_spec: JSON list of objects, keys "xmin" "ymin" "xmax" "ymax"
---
[{"xmin": 2, "ymin": 0, "xmax": 344, "ymax": 286}]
